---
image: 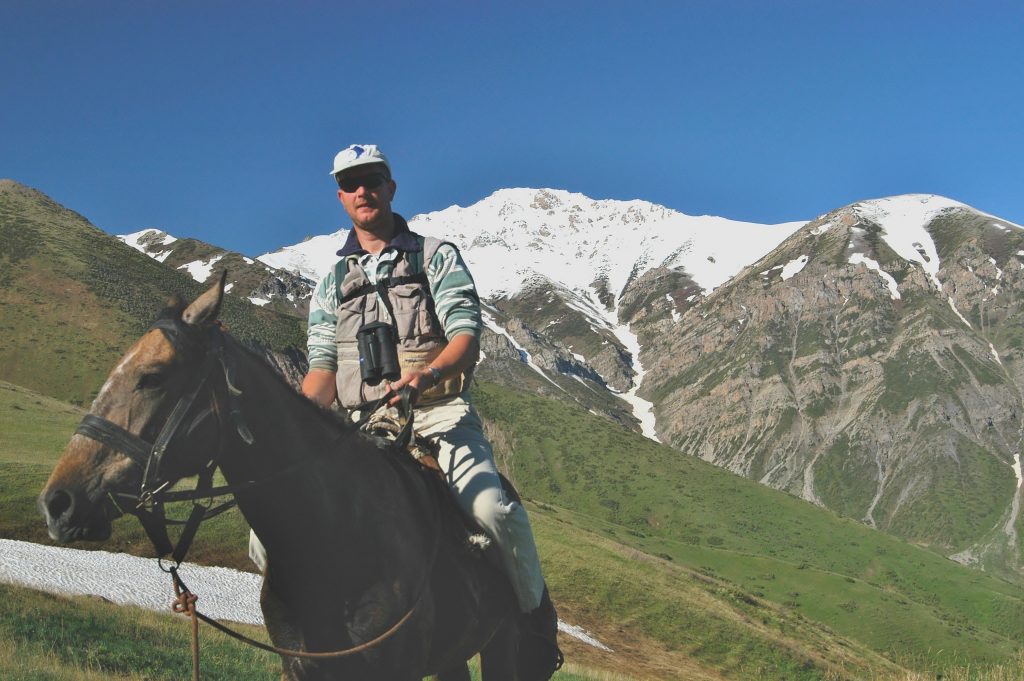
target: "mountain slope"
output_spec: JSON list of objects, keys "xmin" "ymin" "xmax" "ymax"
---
[
  {"xmin": 259, "ymin": 188, "xmax": 805, "ymax": 432},
  {"xmin": 0, "ymin": 180, "xmax": 306, "ymax": 405},
  {"xmin": 258, "ymin": 188, "xmax": 1024, "ymax": 579},
  {"xmin": 119, "ymin": 228, "xmax": 314, "ymax": 317},
  {"xmin": 632, "ymin": 195, "xmax": 1024, "ymax": 577}
]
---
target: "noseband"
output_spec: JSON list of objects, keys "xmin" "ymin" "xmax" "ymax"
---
[{"xmin": 73, "ymin": 319, "xmax": 252, "ymax": 563}]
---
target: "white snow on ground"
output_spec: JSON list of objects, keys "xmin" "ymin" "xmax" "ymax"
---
[
  {"xmin": 609, "ymin": 316, "xmax": 660, "ymax": 443},
  {"xmin": 224, "ymin": 282, "xmax": 235, "ymax": 293},
  {"xmin": 665, "ymin": 294, "xmax": 681, "ymax": 323},
  {"xmin": 780, "ymin": 255, "xmax": 809, "ymax": 281},
  {"xmin": 481, "ymin": 311, "xmax": 564, "ymax": 391},
  {"xmin": 260, "ymin": 189, "xmax": 803, "ymax": 301},
  {"xmin": 0, "ymin": 540, "xmax": 611, "ymax": 651},
  {"xmin": 853, "ymin": 195, "xmax": 957, "ymax": 290},
  {"xmin": 178, "ymin": 254, "xmax": 225, "ymax": 283},
  {"xmin": 248, "ymin": 297, "xmax": 270, "ymax": 307},
  {"xmin": 258, "ymin": 230, "xmax": 350, "ymax": 282},
  {"xmin": 118, "ymin": 229, "xmax": 178, "ymax": 262},
  {"xmin": 0, "ymin": 539, "xmax": 264, "ymax": 624},
  {"xmin": 119, "ymin": 228, "xmax": 178, "ymax": 251},
  {"xmin": 409, "ymin": 188, "xmax": 804, "ymax": 301},
  {"xmin": 948, "ymin": 297, "xmax": 972, "ymax": 327},
  {"xmin": 990, "ymin": 343, "xmax": 1003, "ymax": 366},
  {"xmin": 849, "ymin": 253, "xmax": 901, "ymax": 300},
  {"xmin": 558, "ymin": 622, "xmax": 612, "ymax": 652}
]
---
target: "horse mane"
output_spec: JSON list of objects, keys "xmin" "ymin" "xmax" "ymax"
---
[
  {"xmin": 218, "ymin": 328, "xmax": 363, "ymax": 436},
  {"xmin": 151, "ymin": 299, "xmax": 363, "ymax": 438}
]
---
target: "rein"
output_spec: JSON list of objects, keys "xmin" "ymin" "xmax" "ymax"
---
[{"xmin": 73, "ymin": 319, "xmax": 439, "ymax": 676}]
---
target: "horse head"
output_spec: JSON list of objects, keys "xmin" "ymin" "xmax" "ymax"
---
[{"xmin": 39, "ymin": 274, "xmax": 228, "ymax": 543}]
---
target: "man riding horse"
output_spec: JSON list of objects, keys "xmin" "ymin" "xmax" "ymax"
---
[{"xmin": 250, "ymin": 144, "xmax": 562, "ymax": 678}]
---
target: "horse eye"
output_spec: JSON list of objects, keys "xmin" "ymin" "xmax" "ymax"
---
[{"xmin": 137, "ymin": 373, "xmax": 165, "ymax": 390}]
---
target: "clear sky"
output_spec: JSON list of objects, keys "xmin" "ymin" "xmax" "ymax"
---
[{"xmin": 3, "ymin": 1, "xmax": 1022, "ymax": 256}]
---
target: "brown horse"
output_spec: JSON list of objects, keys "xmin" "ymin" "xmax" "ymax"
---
[{"xmin": 39, "ymin": 276, "xmax": 528, "ymax": 681}]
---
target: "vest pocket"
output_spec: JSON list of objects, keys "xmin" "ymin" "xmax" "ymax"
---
[{"xmin": 389, "ymin": 284, "xmax": 428, "ymax": 340}]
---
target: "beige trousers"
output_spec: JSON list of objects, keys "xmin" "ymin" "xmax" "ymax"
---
[{"xmin": 249, "ymin": 394, "xmax": 545, "ymax": 613}]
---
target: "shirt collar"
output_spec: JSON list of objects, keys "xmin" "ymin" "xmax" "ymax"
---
[{"xmin": 336, "ymin": 213, "xmax": 419, "ymax": 257}]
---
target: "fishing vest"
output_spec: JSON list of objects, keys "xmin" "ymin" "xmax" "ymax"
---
[{"xmin": 333, "ymin": 235, "xmax": 466, "ymax": 408}]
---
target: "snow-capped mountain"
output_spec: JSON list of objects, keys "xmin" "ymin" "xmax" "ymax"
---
[
  {"xmin": 259, "ymin": 188, "xmax": 1024, "ymax": 578},
  {"xmin": 258, "ymin": 188, "xmax": 804, "ymax": 304},
  {"xmin": 257, "ymin": 188, "xmax": 806, "ymax": 434},
  {"xmin": 119, "ymin": 228, "xmax": 315, "ymax": 316}
]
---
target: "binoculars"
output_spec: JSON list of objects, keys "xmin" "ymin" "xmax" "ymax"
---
[{"xmin": 356, "ymin": 321, "xmax": 401, "ymax": 386}]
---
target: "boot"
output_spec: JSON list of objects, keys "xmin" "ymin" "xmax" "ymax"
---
[{"xmin": 517, "ymin": 586, "xmax": 564, "ymax": 680}]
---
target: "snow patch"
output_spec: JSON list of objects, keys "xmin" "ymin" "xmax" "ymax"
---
[
  {"xmin": 224, "ymin": 283, "xmax": 235, "ymax": 293},
  {"xmin": 482, "ymin": 312, "xmax": 564, "ymax": 391},
  {"xmin": 609, "ymin": 319, "xmax": 660, "ymax": 442},
  {"xmin": 0, "ymin": 540, "xmax": 613, "ymax": 652},
  {"xmin": 948, "ymin": 297, "xmax": 972, "ymax": 327},
  {"xmin": 665, "ymin": 294, "xmax": 681, "ymax": 323},
  {"xmin": 990, "ymin": 342, "xmax": 1003, "ymax": 366},
  {"xmin": 780, "ymin": 255, "xmax": 809, "ymax": 280},
  {"xmin": 178, "ymin": 254, "xmax": 224, "ymax": 283},
  {"xmin": 849, "ymin": 253, "xmax": 900, "ymax": 300},
  {"xmin": 854, "ymin": 195, "xmax": 955, "ymax": 290},
  {"xmin": 248, "ymin": 297, "xmax": 270, "ymax": 307}
]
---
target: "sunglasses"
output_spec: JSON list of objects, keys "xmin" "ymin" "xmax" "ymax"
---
[{"xmin": 338, "ymin": 172, "xmax": 388, "ymax": 193}]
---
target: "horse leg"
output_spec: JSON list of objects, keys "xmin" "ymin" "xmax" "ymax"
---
[
  {"xmin": 433, "ymin": 661, "xmax": 472, "ymax": 681},
  {"xmin": 480, "ymin": 619, "xmax": 519, "ymax": 681}
]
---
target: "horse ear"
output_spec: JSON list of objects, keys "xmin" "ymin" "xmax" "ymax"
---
[{"xmin": 182, "ymin": 271, "xmax": 227, "ymax": 327}]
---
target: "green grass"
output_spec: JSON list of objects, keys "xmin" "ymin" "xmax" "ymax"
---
[
  {"xmin": 471, "ymin": 379, "xmax": 1024, "ymax": 672},
  {"xmin": 0, "ymin": 582, "xmax": 639, "ymax": 681},
  {"xmin": 5, "ymin": 377, "xmax": 1024, "ymax": 678},
  {"xmin": 0, "ymin": 182, "xmax": 304, "ymax": 407}
]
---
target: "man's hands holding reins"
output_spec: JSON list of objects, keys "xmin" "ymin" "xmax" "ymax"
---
[
  {"xmin": 301, "ymin": 334, "xmax": 480, "ymax": 409},
  {"xmin": 384, "ymin": 333, "xmax": 479, "ymax": 407}
]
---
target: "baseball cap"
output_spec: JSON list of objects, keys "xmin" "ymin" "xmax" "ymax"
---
[{"xmin": 329, "ymin": 144, "xmax": 391, "ymax": 176}]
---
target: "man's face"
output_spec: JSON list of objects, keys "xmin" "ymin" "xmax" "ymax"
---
[{"xmin": 336, "ymin": 164, "xmax": 397, "ymax": 230}]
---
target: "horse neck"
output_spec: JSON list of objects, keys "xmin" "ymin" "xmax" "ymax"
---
[{"xmin": 213, "ymin": 338, "xmax": 415, "ymax": 577}]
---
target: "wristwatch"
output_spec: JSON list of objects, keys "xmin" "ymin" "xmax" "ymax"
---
[{"xmin": 427, "ymin": 366, "xmax": 442, "ymax": 386}]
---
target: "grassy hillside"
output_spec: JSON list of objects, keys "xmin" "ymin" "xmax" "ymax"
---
[
  {"xmin": 472, "ymin": 380, "xmax": 1024, "ymax": 672},
  {"xmin": 4, "ymin": 379, "xmax": 1023, "ymax": 678},
  {"xmin": 0, "ymin": 381, "xmax": 887, "ymax": 679},
  {"xmin": 0, "ymin": 180, "xmax": 304, "ymax": 406}
]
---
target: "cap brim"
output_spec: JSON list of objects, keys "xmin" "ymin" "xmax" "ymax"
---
[{"xmin": 329, "ymin": 157, "xmax": 390, "ymax": 176}]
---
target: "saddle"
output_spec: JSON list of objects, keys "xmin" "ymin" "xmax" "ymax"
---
[{"xmin": 359, "ymin": 411, "xmax": 495, "ymax": 553}]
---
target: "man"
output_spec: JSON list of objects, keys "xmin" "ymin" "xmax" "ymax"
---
[{"xmin": 302, "ymin": 144, "xmax": 562, "ymax": 677}]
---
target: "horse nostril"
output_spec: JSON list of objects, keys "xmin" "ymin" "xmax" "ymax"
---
[{"xmin": 46, "ymin": 489, "xmax": 73, "ymax": 521}]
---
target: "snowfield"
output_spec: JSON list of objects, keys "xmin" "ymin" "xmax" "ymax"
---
[{"xmin": 0, "ymin": 539, "xmax": 611, "ymax": 651}]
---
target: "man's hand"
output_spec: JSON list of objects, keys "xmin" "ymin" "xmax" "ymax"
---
[
  {"xmin": 384, "ymin": 334, "xmax": 479, "ymax": 407},
  {"xmin": 302, "ymin": 368, "xmax": 338, "ymax": 408},
  {"xmin": 387, "ymin": 369, "xmax": 433, "ymax": 407}
]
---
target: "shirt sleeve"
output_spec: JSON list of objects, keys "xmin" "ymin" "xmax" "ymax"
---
[
  {"xmin": 306, "ymin": 269, "xmax": 339, "ymax": 371},
  {"xmin": 426, "ymin": 243, "xmax": 482, "ymax": 340}
]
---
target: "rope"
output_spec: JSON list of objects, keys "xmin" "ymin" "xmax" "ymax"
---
[
  {"xmin": 171, "ymin": 571, "xmax": 200, "ymax": 681},
  {"xmin": 168, "ymin": 567, "xmax": 420, "ymax": 671}
]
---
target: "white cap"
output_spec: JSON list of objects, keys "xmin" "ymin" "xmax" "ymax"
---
[{"xmin": 329, "ymin": 144, "xmax": 390, "ymax": 176}]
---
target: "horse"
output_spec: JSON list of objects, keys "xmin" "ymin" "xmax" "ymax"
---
[{"xmin": 39, "ymin": 275, "xmax": 534, "ymax": 681}]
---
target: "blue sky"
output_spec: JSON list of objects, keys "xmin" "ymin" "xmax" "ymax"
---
[{"xmin": 3, "ymin": 1, "xmax": 1022, "ymax": 256}]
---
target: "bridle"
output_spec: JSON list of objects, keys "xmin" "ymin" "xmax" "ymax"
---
[
  {"xmin": 73, "ymin": 318, "xmax": 252, "ymax": 565},
  {"xmin": 70, "ymin": 316, "xmax": 438, "ymax": 672}
]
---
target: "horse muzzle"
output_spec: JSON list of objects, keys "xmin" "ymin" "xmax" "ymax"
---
[{"xmin": 38, "ymin": 485, "xmax": 120, "ymax": 543}]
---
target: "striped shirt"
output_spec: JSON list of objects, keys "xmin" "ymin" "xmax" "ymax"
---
[{"xmin": 307, "ymin": 240, "xmax": 482, "ymax": 371}]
